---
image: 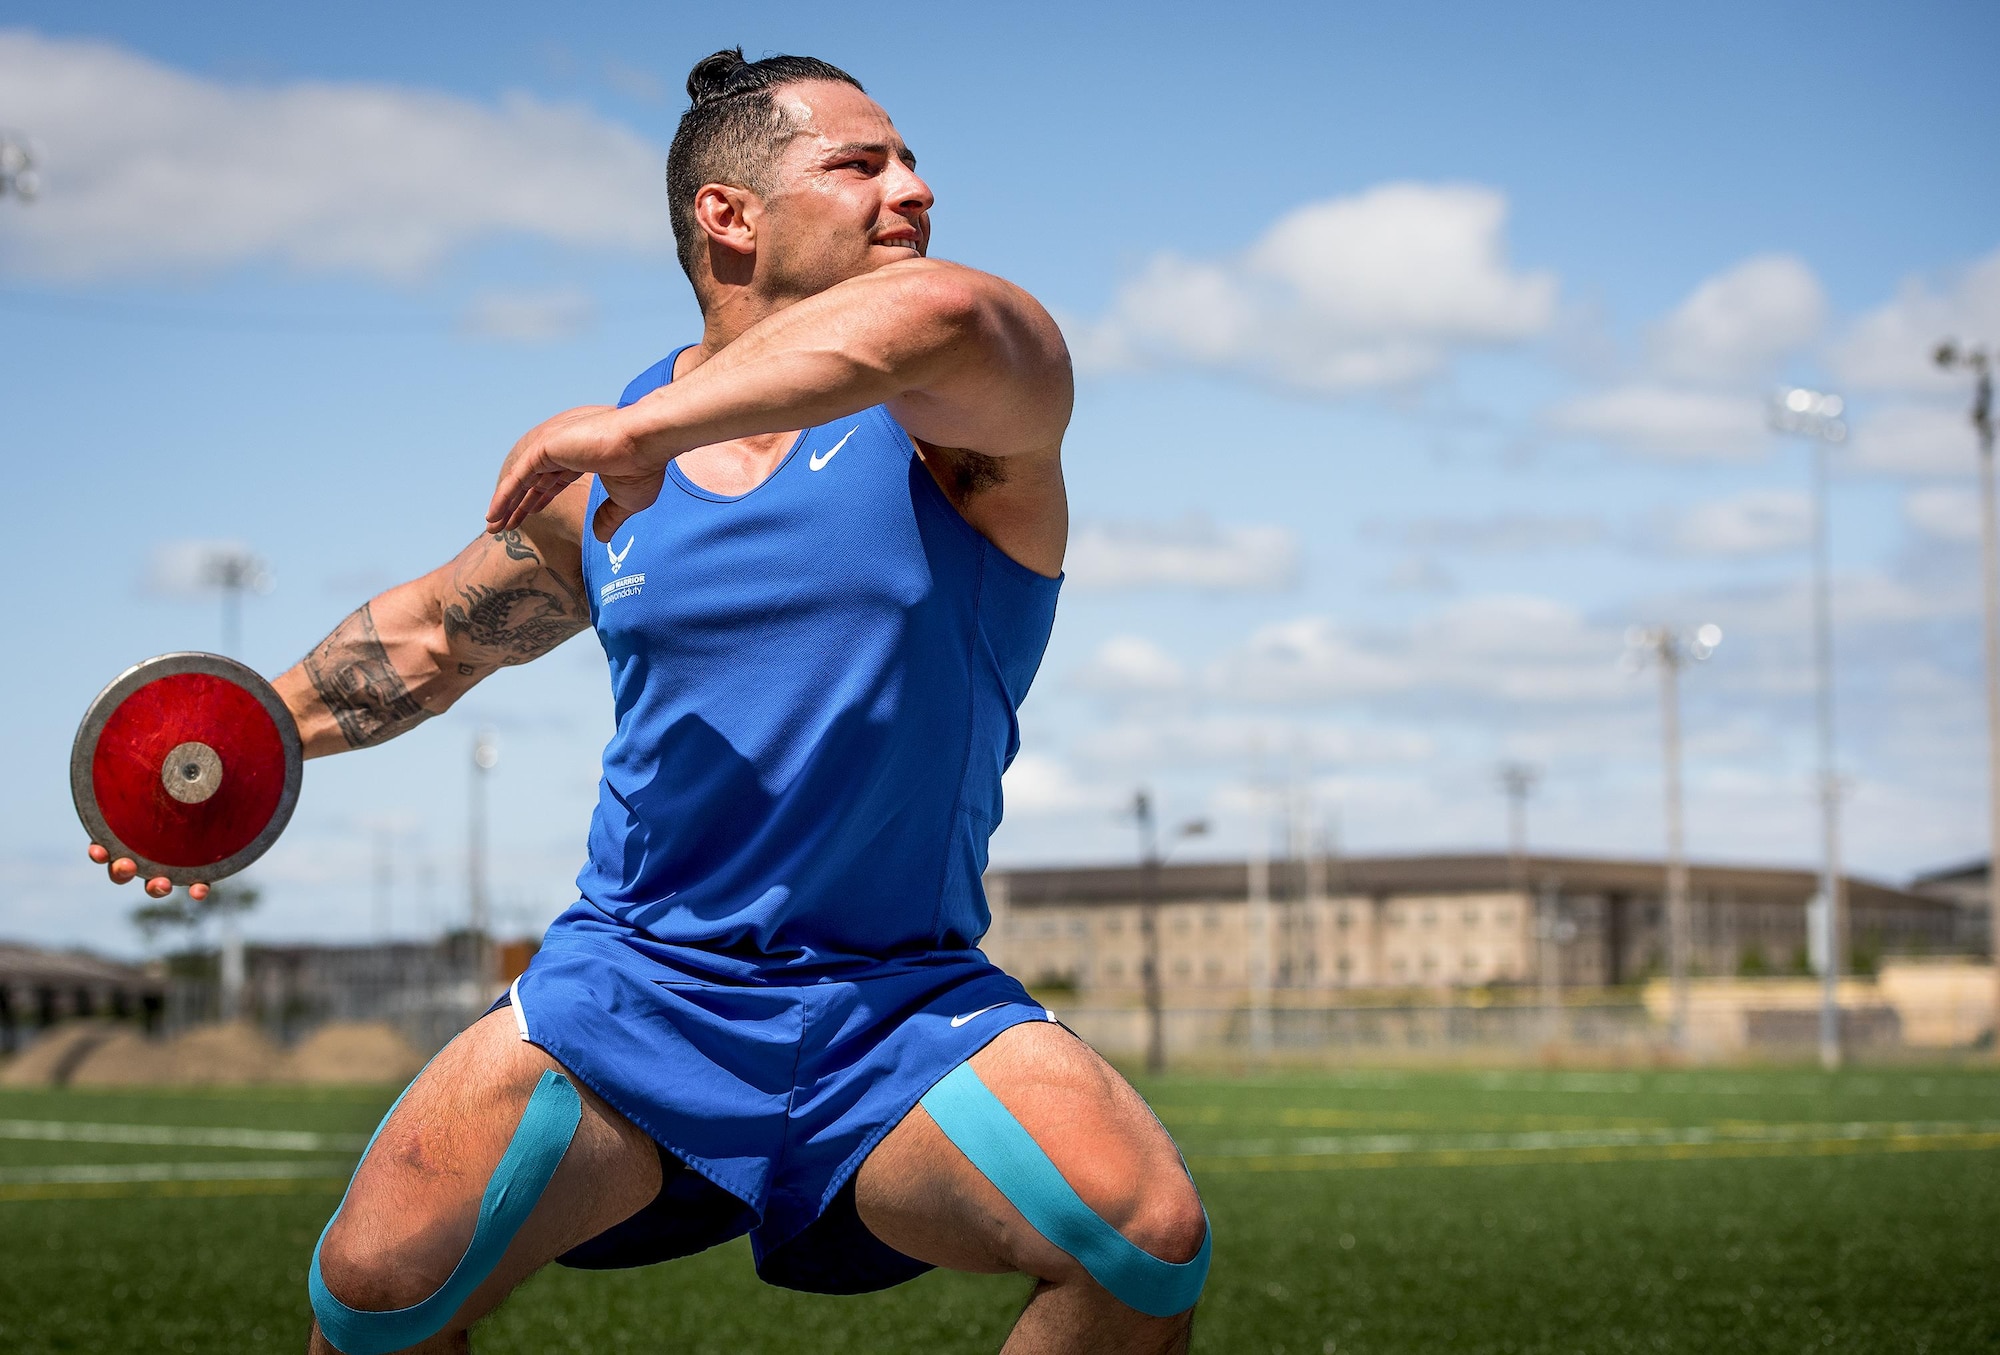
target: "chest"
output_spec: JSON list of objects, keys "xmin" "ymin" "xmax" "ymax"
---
[{"xmin": 585, "ymin": 413, "xmax": 960, "ymax": 652}]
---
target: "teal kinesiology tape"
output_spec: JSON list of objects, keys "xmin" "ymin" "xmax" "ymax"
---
[
  {"xmin": 919, "ymin": 1061, "xmax": 1210, "ymax": 1318},
  {"xmin": 309, "ymin": 1069, "xmax": 583, "ymax": 1355}
]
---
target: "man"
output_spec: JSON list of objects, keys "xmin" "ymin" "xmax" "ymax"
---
[{"xmin": 90, "ymin": 49, "xmax": 1208, "ymax": 1354}]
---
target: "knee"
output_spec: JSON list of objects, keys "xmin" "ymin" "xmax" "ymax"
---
[
  {"xmin": 316, "ymin": 1211, "xmax": 461, "ymax": 1314},
  {"xmin": 1120, "ymin": 1170, "xmax": 1207, "ymax": 1266}
]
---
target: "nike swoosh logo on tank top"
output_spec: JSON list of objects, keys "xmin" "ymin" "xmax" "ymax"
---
[{"xmin": 809, "ymin": 427, "xmax": 857, "ymax": 471}]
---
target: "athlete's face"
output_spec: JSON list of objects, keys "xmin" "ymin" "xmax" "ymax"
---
[{"xmin": 755, "ymin": 82, "xmax": 933, "ymax": 298}]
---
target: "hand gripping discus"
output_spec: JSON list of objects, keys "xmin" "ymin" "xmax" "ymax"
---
[{"xmin": 71, "ymin": 653, "xmax": 303, "ymax": 886}]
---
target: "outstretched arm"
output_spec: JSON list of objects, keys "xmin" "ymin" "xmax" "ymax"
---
[
  {"xmin": 278, "ymin": 494, "xmax": 590, "ymax": 757},
  {"xmin": 486, "ymin": 259, "xmax": 1072, "ymax": 531},
  {"xmin": 91, "ymin": 488, "xmax": 592, "ymax": 897}
]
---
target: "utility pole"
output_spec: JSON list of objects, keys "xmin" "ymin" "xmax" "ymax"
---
[
  {"xmin": 1128, "ymin": 791, "xmax": 1206, "ymax": 1075},
  {"xmin": 1498, "ymin": 761, "xmax": 1539, "ymax": 889},
  {"xmin": 1247, "ymin": 791, "xmax": 1272, "ymax": 1059},
  {"xmin": 1934, "ymin": 343, "xmax": 2000, "ymax": 1035},
  {"xmin": 372, "ymin": 827, "xmax": 394, "ymax": 941},
  {"xmin": 470, "ymin": 730, "xmax": 498, "ymax": 984},
  {"xmin": 1772, "ymin": 387, "xmax": 1851, "ymax": 1070},
  {"xmin": 1629, "ymin": 624, "xmax": 1722, "ymax": 1050}
]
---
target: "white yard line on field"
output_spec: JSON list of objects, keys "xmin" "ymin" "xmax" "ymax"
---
[
  {"xmin": 0, "ymin": 1160, "xmax": 355, "ymax": 1186},
  {"xmin": 0, "ymin": 1119, "xmax": 367, "ymax": 1152}
]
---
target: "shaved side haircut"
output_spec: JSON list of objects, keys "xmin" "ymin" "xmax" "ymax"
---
[{"xmin": 665, "ymin": 48, "xmax": 865, "ymax": 287}]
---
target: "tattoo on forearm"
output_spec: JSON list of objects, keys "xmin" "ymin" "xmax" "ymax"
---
[
  {"xmin": 302, "ymin": 604, "xmax": 432, "ymax": 749},
  {"xmin": 440, "ymin": 530, "xmax": 587, "ymax": 668},
  {"xmin": 443, "ymin": 584, "xmax": 578, "ymax": 661}
]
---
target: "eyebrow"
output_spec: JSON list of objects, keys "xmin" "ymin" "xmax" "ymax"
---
[{"xmin": 823, "ymin": 140, "xmax": 918, "ymax": 168}]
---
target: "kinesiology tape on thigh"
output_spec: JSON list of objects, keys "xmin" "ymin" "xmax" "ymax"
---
[
  {"xmin": 918, "ymin": 1062, "xmax": 1211, "ymax": 1317},
  {"xmin": 309, "ymin": 1069, "xmax": 583, "ymax": 1355}
]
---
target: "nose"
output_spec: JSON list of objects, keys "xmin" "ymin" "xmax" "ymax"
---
[{"xmin": 886, "ymin": 159, "xmax": 934, "ymax": 217}]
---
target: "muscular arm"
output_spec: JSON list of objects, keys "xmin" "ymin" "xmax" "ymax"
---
[
  {"xmin": 275, "ymin": 488, "xmax": 590, "ymax": 757},
  {"xmin": 486, "ymin": 260, "xmax": 1073, "ymax": 534}
]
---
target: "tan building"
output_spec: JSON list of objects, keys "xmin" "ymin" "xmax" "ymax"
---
[{"xmin": 982, "ymin": 854, "xmax": 1961, "ymax": 999}]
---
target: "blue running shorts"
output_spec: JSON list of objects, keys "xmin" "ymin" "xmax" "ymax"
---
[{"xmin": 495, "ymin": 902, "xmax": 1057, "ymax": 1294}]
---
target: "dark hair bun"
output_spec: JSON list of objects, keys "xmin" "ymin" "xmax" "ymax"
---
[{"xmin": 687, "ymin": 48, "xmax": 748, "ymax": 105}]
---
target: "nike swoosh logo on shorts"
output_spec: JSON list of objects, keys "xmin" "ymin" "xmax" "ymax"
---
[
  {"xmin": 809, "ymin": 427, "xmax": 857, "ymax": 471},
  {"xmin": 950, "ymin": 1002, "xmax": 1010, "ymax": 1028}
]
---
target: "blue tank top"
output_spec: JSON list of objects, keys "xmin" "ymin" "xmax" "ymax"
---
[{"xmin": 573, "ymin": 348, "xmax": 1061, "ymax": 975}]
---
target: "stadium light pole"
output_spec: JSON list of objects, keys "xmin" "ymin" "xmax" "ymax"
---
[
  {"xmin": 1129, "ymin": 791, "xmax": 1207, "ymax": 1075},
  {"xmin": 1771, "ymin": 387, "xmax": 1850, "ymax": 1071},
  {"xmin": 0, "ymin": 130, "xmax": 37, "ymax": 201},
  {"xmin": 1932, "ymin": 342, "xmax": 2000, "ymax": 1024},
  {"xmin": 470, "ymin": 730, "xmax": 499, "ymax": 983},
  {"xmin": 1628, "ymin": 624, "xmax": 1722, "ymax": 1050}
]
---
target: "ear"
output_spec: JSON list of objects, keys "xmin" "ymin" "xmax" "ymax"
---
[{"xmin": 693, "ymin": 183, "xmax": 760, "ymax": 257}]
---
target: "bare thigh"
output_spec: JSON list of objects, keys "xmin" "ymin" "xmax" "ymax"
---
[
  {"xmin": 854, "ymin": 1021, "xmax": 1205, "ymax": 1281},
  {"xmin": 312, "ymin": 1008, "xmax": 662, "ymax": 1339}
]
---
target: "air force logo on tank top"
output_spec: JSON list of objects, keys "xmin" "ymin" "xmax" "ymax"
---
[{"xmin": 600, "ymin": 534, "xmax": 643, "ymax": 607}]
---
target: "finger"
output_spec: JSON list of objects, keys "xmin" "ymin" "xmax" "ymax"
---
[
  {"xmin": 145, "ymin": 876, "xmax": 172, "ymax": 898},
  {"xmin": 109, "ymin": 857, "xmax": 139, "ymax": 885},
  {"xmin": 88, "ymin": 843, "xmax": 110, "ymax": 865},
  {"xmin": 188, "ymin": 882, "xmax": 210, "ymax": 902}
]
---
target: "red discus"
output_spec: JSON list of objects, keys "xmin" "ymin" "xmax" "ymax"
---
[{"xmin": 70, "ymin": 653, "xmax": 303, "ymax": 886}]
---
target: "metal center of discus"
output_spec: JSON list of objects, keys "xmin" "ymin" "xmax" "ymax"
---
[{"xmin": 161, "ymin": 741, "xmax": 223, "ymax": 804}]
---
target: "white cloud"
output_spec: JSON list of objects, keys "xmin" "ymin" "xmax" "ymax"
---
[
  {"xmin": 459, "ymin": 288, "xmax": 595, "ymax": 342},
  {"xmin": 1905, "ymin": 487, "xmax": 1981, "ymax": 543},
  {"xmin": 1843, "ymin": 401, "xmax": 1982, "ymax": 477},
  {"xmin": 1072, "ymin": 635, "xmax": 1186, "ymax": 694},
  {"xmin": 1064, "ymin": 515, "xmax": 1301, "ymax": 591},
  {"xmin": 1073, "ymin": 713, "xmax": 1431, "ymax": 768},
  {"xmin": 1830, "ymin": 246, "xmax": 2000, "ymax": 394},
  {"xmin": 0, "ymin": 29, "xmax": 667, "ymax": 280},
  {"xmin": 1001, "ymin": 753, "xmax": 1120, "ymax": 816},
  {"xmin": 1209, "ymin": 595, "xmax": 1626, "ymax": 705},
  {"xmin": 1548, "ymin": 384, "xmax": 1770, "ymax": 459},
  {"xmin": 1383, "ymin": 512, "xmax": 1608, "ymax": 553},
  {"xmin": 1649, "ymin": 254, "xmax": 1826, "ymax": 383},
  {"xmin": 1669, "ymin": 490, "xmax": 1811, "ymax": 556},
  {"xmin": 1073, "ymin": 182, "xmax": 1556, "ymax": 393}
]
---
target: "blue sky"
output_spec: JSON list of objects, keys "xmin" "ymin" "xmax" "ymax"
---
[{"xmin": 3, "ymin": 2, "xmax": 1997, "ymax": 954}]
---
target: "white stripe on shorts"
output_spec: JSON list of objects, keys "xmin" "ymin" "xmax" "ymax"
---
[{"xmin": 509, "ymin": 976, "xmax": 529, "ymax": 1042}]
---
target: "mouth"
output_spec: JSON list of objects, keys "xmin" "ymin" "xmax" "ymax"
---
[{"xmin": 874, "ymin": 233, "xmax": 923, "ymax": 253}]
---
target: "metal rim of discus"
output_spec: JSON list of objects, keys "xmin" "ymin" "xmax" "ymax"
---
[{"xmin": 70, "ymin": 651, "xmax": 304, "ymax": 887}]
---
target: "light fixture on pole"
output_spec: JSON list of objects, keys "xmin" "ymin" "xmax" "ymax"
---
[
  {"xmin": 1770, "ymin": 385, "xmax": 1849, "ymax": 1071},
  {"xmin": 1626, "ymin": 622, "xmax": 1722, "ymax": 1050},
  {"xmin": 1933, "ymin": 341, "xmax": 1999, "ymax": 1020},
  {"xmin": 1128, "ymin": 791, "xmax": 1207, "ymax": 1076},
  {"xmin": 0, "ymin": 131, "xmax": 37, "ymax": 202}
]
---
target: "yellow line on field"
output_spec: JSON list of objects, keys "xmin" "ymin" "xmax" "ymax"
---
[
  {"xmin": 1189, "ymin": 1130, "xmax": 2000, "ymax": 1173},
  {"xmin": 0, "ymin": 1176, "xmax": 348, "ymax": 1202}
]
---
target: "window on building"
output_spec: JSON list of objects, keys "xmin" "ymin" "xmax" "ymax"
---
[
  {"xmin": 1105, "ymin": 916, "xmax": 1123, "ymax": 935},
  {"xmin": 1203, "ymin": 909, "xmax": 1221, "ymax": 930},
  {"xmin": 1392, "ymin": 956, "xmax": 1408, "ymax": 975},
  {"xmin": 1336, "ymin": 954, "xmax": 1353, "ymax": 975},
  {"xmin": 1422, "ymin": 953, "xmax": 1438, "ymax": 973},
  {"xmin": 1173, "ymin": 958, "xmax": 1192, "ymax": 977},
  {"xmin": 1496, "ymin": 909, "xmax": 1514, "ymax": 927},
  {"xmin": 1337, "ymin": 908, "xmax": 1352, "ymax": 929},
  {"xmin": 1422, "ymin": 909, "xmax": 1438, "ymax": 928},
  {"xmin": 1104, "ymin": 959, "xmax": 1123, "ymax": 979},
  {"xmin": 1463, "ymin": 907, "xmax": 1479, "ymax": 926},
  {"xmin": 1204, "ymin": 957, "xmax": 1223, "ymax": 980},
  {"xmin": 1173, "ymin": 914, "xmax": 1192, "ymax": 935}
]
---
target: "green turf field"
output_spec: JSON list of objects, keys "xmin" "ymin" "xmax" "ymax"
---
[{"xmin": 2, "ymin": 1065, "xmax": 1997, "ymax": 1354}]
